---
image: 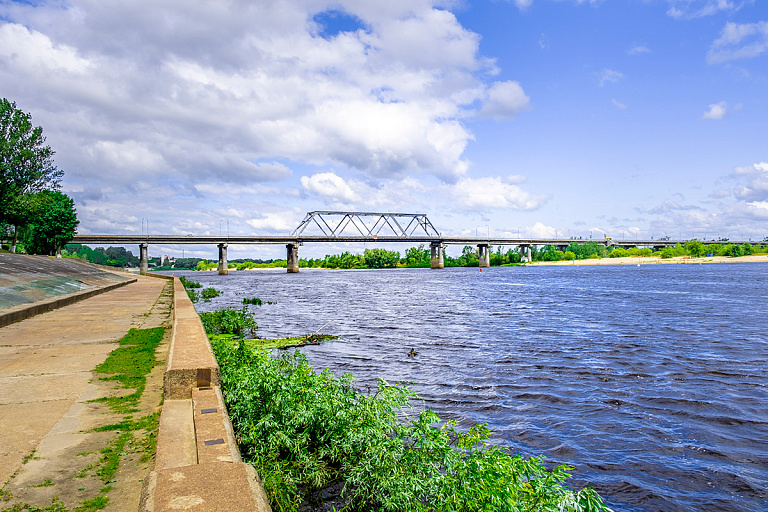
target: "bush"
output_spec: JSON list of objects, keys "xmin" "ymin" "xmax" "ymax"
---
[
  {"xmin": 201, "ymin": 287, "xmax": 221, "ymax": 301},
  {"xmin": 608, "ymin": 248, "xmax": 628, "ymax": 258},
  {"xmin": 179, "ymin": 275, "xmax": 202, "ymax": 289},
  {"xmin": 211, "ymin": 343, "xmax": 613, "ymax": 512},
  {"xmin": 199, "ymin": 307, "xmax": 256, "ymax": 337}
]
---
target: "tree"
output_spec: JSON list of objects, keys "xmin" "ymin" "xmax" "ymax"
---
[
  {"xmin": 22, "ymin": 191, "xmax": 79, "ymax": 255},
  {"xmin": 1, "ymin": 98, "xmax": 64, "ymax": 250}
]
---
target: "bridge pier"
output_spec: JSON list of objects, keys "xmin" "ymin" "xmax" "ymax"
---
[
  {"xmin": 478, "ymin": 244, "xmax": 490, "ymax": 268},
  {"xmin": 286, "ymin": 243, "xmax": 300, "ymax": 273},
  {"xmin": 430, "ymin": 242, "xmax": 444, "ymax": 269},
  {"xmin": 519, "ymin": 244, "xmax": 531, "ymax": 263},
  {"xmin": 217, "ymin": 243, "xmax": 228, "ymax": 275},
  {"xmin": 139, "ymin": 243, "xmax": 148, "ymax": 275}
]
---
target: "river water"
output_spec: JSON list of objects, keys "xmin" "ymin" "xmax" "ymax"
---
[{"xmin": 180, "ymin": 263, "xmax": 768, "ymax": 512}]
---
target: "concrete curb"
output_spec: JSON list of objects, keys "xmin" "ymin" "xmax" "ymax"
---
[
  {"xmin": 141, "ymin": 277, "xmax": 272, "ymax": 512},
  {"xmin": 0, "ymin": 277, "xmax": 137, "ymax": 328}
]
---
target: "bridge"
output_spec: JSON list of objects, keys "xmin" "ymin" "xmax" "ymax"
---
[{"xmin": 71, "ymin": 211, "xmax": 747, "ymax": 275}]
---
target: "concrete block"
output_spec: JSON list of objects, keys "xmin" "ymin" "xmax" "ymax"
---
[{"xmin": 140, "ymin": 462, "xmax": 272, "ymax": 512}]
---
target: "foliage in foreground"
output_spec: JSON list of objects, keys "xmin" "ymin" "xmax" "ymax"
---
[
  {"xmin": 199, "ymin": 307, "xmax": 256, "ymax": 337},
  {"xmin": 211, "ymin": 342, "xmax": 613, "ymax": 512}
]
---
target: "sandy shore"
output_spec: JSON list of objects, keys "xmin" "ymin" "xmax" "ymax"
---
[{"xmin": 527, "ymin": 254, "xmax": 768, "ymax": 266}]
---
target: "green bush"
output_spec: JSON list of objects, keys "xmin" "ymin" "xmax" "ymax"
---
[
  {"xmin": 199, "ymin": 307, "xmax": 256, "ymax": 337},
  {"xmin": 608, "ymin": 248, "xmax": 628, "ymax": 258},
  {"xmin": 179, "ymin": 275, "xmax": 202, "ymax": 288},
  {"xmin": 242, "ymin": 297, "xmax": 263, "ymax": 306},
  {"xmin": 201, "ymin": 287, "xmax": 221, "ymax": 301},
  {"xmin": 211, "ymin": 343, "xmax": 613, "ymax": 512}
]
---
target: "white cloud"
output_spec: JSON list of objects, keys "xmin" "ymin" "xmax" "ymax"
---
[
  {"xmin": 480, "ymin": 81, "xmax": 531, "ymax": 120},
  {"xmin": 446, "ymin": 176, "xmax": 548, "ymax": 211},
  {"xmin": 666, "ymin": 0, "xmax": 746, "ymax": 19},
  {"xmin": 702, "ymin": 101, "xmax": 727, "ymax": 120},
  {"xmin": 0, "ymin": 0, "xmax": 507, "ymax": 195},
  {"xmin": 300, "ymin": 171, "xmax": 424, "ymax": 209},
  {"xmin": 733, "ymin": 162, "xmax": 768, "ymax": 202},
  {"xmin": 598, "ymin": 69, "xmax": 623, "ymax": 87},
  {"xmin": 707, "ymin": 21, "xmax": 768, "ymax": 64},
  {"xmin": 0, "ymin": 23, "xmax": 91, "ymax": 74},
  {"xmin": 627, "ymin": 43, "xmax": 651, "ymax": 55},
  {"xmin": 246, "ymin": 213, "xmax": 297, "ymax": 233},
  {"xmin": 612, "ymin": 99, "xmax": 628, "ymax": 110},
  {"xmin": 301, "ymin": 172, "xmax": 360, "ymax": 203}
]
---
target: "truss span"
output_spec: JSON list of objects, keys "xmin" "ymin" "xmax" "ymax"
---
[{"xmin": 291, "ymin": 211, "xmax": 441, "ymax": 239}]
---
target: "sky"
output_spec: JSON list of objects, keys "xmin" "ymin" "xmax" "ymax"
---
[{"xmin": 1, "ymin": 0, "xmax": 767, "ymax": 260}]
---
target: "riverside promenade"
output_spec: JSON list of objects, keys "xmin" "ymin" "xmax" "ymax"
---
[{"xmin": 0, "ymin": 255, "xmax": 270, "ymax": 511}]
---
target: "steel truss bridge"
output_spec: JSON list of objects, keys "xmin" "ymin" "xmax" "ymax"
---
[{"xmin": 71, "ymin": 211, "xmax": 752, "ymax": 274}]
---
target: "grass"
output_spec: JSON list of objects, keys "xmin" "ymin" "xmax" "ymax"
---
[
  {"xmin": 90, "ymin": 327, "xmax": 164, "ymax": 414},
  {"xmin": 210, "ymin": 333, "xmax": 338, "ymax": 350}
]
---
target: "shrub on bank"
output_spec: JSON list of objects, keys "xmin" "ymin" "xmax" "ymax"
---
[{"xmin": 211, "ymin": 341, "xmax": 613, "ymax": 512}]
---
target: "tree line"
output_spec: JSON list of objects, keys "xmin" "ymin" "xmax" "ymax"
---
[
  {"xmin": 61, "ymin": 239, "xmax": 767, "ymax": 270},
  {"xmin": 1, "ymin": 98, "xmax": 78, "ymax": 255}
]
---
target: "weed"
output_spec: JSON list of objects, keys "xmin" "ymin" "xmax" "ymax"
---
[
  {"xmin": 201, "ymin": 287, "xmax": 220, "ymax": 301},
  {"xmin": 212, "ymin": 342, "xmax": 613, "ymax": 512},
  {"xmin": 28, "ymin": 480, "xmax": 54, "ymax": 488},
  {"xmin": 178, "ymin": 276, "xmax": 202, "ymax": 289},
  {"xmin": 199, "ymin": 307, "xmax": 256, "ymax": 337}
]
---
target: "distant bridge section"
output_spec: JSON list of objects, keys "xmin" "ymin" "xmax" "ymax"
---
[
  {"xmin": 71, "ymin": 211, "xmax": 753, "ymax": 274},
  {"xmin": 292, "ymin": 211, "xmax": 441, "ymax": 238}
]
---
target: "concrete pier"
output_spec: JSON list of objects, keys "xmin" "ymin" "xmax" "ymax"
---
[
  {"xmin": 430, "ymin": 242, "xmax": 444, "ymax": 269},
  {"xmin": 139, "ymin": 243, "xmax": 149, "ymax": 275},
  {"xmin": 478, "ymin": 244, "xmax": 490, "ymax": 268},
  {"xmin": 286, "ymin": 243, "xmax": 300, "ymax": 273},
  {"xmin": 217, "ymin": 243, "xmax": 228, "ymax": 275},
  {"xmin": 519, "ymin": 244, "xmax": 532, "ymax": 263}
]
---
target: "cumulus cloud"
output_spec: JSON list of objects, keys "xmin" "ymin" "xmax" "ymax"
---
[
  {"xmin": 301, "ymin": 172, "xmax": 360, "ymax": 204},
  {"xmin": 446, "ymin": 176, "xmax": 548, "ymax": 211},
  {"xmin": 666, "ymin": 0, "xmax": 747, "ymax": 19},
  {"xmin": 598, "ymin": 69, "xmax": 623, "ymax": 87},
  {"xmin": 480, "ymin": 81, "xmax": 531, "ymax": 120},
  {"xmin": 0, "ymin": 1, "xmax": 504, "ymax": 183},
  {"xmin": 707, "ymin": 21, "xmax": 768, "ymax": 64},
  {"xmin": 733, "ymin": 162, "xmax": 768, "ymax": 202},
  {"xmin": 702, "ymin": 101, "xmax": 727, "ymax": 120}
]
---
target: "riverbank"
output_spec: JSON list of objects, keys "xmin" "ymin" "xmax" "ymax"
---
[{"xmin": 527, "ymin": 254, "xmax": 768, "ymax": 266}]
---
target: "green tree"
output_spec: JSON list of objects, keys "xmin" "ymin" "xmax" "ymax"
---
[
  {"xmin": 22, "ymin": 191, "xmax": 78, "ymax": 255},
  {"xmin": 685, "ymin": 239, "xmax": 705, "ymax": 257},
  {"xmin": 1, "ymin": 98, "xmax": 64, "ymax": 250}
]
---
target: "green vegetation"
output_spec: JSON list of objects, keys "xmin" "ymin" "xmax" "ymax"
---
[
  {"xmin": 178, "ymin": 275, "xmax": 202, "ymax": 288},
  {"xmin": 1, "ymin": 98, "xmax": 76, "ymax": 255},
  {"xmin": 212, "ymin": 343, "xmax": 612, "ymax": 512},
  {"xmin": 61, "ymin": 244, "xmax": 139, "ymax": 268},
  {"xmin": 210, "ymin": 333, "xmax": 337, "ymax": 350},
  {"xmin": 242, "ymin": 297, "xmax": 276, "ymax": 306},
  {"xmin": 199, "ymin": 307, "xmax": 257, "ymax": 337},
  {"xmin": 200, "ymin": 287, "xmax": 221, "ymax": 301},
  {"xmin": 91, "ymin": 327, "xmax": 165, "ymax": 414}
]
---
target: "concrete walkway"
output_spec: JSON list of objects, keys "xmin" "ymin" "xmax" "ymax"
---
[{"xmin": 0, "ymin": 275, "xmax": 169, "ymax": 508}]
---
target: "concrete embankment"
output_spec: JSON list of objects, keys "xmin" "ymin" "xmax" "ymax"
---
[
  {"xmin": 140, "ymin": 276, "xmax": 271, "ymax": 512},
  {"xmin": 0, "ymin": 255, "xmax": 271, "ymax": 512},
  {"xmin": 0, "ymin": 254, "xmax": 136, "ymax": 327}
]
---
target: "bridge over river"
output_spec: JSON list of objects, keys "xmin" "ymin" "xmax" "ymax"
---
[{"xmin": 71, "ymin": 211, "xmax": 746, "ymax": 274}]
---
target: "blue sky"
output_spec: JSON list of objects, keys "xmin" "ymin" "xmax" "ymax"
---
[{"xmin": 1, "ymin": 0, "xmax": 766, "ymax": 259}]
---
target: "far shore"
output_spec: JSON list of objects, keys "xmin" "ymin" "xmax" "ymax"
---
[{"xmin": 527, "ymin": 254, "xmax": 768, "ymax": 266}]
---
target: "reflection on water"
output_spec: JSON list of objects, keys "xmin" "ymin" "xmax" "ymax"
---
[{"xmin": 183, "ymin": 264, "xmax": 768, "ymax": 512}]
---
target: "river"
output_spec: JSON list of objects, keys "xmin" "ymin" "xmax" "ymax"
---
[{"xmin": 177, "ymin": 263, "xmax": 768, "ymax": 512}]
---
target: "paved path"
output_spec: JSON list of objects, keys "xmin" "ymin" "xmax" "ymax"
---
[{"xmin": 0, "ymin": 275, "xmax": 168, "ymax": 501}]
